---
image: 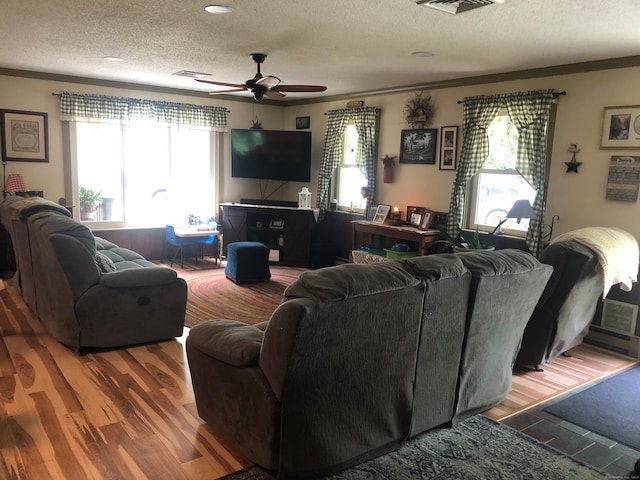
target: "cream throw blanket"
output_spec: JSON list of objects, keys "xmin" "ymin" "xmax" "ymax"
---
[{"xmin": 551, "ymin": 227, "xmax": 639, "ymax": 297}]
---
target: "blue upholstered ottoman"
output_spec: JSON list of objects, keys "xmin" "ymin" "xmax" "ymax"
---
[{"xmin": 225, "ymin": 241, "xmax": 271, "ymax": 284}]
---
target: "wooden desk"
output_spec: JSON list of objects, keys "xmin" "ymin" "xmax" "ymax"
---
[{"xmin": 352, "ymin": 221, "xmax": 439, "ymax": 255}]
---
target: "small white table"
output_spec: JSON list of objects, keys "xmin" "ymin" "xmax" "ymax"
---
[{"xmin": 172, "ymin": 226, "xmax": 220, "ymax": 264}]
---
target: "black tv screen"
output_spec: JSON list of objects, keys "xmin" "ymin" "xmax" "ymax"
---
[{"xmin": 231, "ymin": 129, "xmax": 311, "ymax": 182}]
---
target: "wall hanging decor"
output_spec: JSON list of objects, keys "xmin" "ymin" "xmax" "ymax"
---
[
  {"xmin": 403, "ymin": 91, "xmax": 436, "ymax": 129},
  {"xmin": 296, "ymin": 116, "xmax": 310, "ymax": 129},
  {"xmin": 439, "ymin": 125, "xmax": 458, "ymax": 170},
  {"xmin": 399, "ymin": 129, "xmax": 437, "ymax": 164},
  {"xmin": 564, "ymin": 143, "xmax": 582, "ymax": 173},
  {"xmin": 0, "ymin": 109, "xmax": 49, "ymax": 163},
  {"xmin": 381, "ymin": 154, "xmax": 396, "ymax": 183},
  {"xmin": 601, "ymin": 105, "xmax": 640, "ymax": 148},
  {"xmin": 605, "ymin": 156, "xmax": 640, "ymax": 202}
]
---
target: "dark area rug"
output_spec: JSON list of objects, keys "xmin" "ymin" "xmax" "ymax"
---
[
  {"xmin": 545, "ymin": 363, "xmax": 640, "ymax": 450},
  {"xmin": 218, "ymin": 415, "xmax": 605, "ymax": 480},
  {"xmin": 181, "ymin": 265, "xmax": 305, "ymax": 328}
]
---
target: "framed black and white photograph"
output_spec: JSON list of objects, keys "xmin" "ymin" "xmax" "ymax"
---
[
  {"xmin": 439, "ymin": 125, "xmax": 458, "ymax": 170},
  {"xmin": 0, "ymin": 109, "xmax": 49, "ymax": 162},
  {"xmin": 601, "ymin": 106, "xmax": 640, "ymax": 148},
  {"xmin": 296, "ymin": 116, "xmax": 310, "ymax": 129},
  {"xmin": 372, "ymin": 204, "xmax": 391, "ymax": 224},
  {"xmin": 399, "ymin": 129, "xmax": 437, "ymax": 164}
]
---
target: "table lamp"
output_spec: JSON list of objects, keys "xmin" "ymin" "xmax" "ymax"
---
[
  {"xmin": 4, "ymin": 173, "xmax": 27, "ymax": 196},
  {"xmin": 490, "ymin": 199, "xmax": 535, "ymax": 235}
]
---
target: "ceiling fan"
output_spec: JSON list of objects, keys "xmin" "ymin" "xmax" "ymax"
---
[{"xmin": 196, "ymin": 53, "xmax": 327, "ymax": 101}]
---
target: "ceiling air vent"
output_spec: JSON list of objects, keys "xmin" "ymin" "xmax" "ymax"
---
[{"xmin": 416, "ymin": 0, "xmax": 503, "ymax": 15}]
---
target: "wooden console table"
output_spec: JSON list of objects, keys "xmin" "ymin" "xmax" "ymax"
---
[{"xmin": 352, "ymin": 221, "xmax": 439, "ymax": 256}]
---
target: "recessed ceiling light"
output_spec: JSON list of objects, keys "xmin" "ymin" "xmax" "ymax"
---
[
  {"xmin": 103, "ymin": 56, "xmax": 125, "ymax": 62},
  {"xmin": 204, "ymin": 5, "xmax": 234, "ymax": 14},
  {"xmin": 411, "ymin": 51, "xmax": 434, "ymax": 58}
]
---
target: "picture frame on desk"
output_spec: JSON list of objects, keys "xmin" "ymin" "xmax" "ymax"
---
[
  {"xmin": 406, "ymin": 205, "xmax": 426, "ymax": 227},
  {"xmin": 372, "ymin": 204, "xmax": 390, "ymax": 224},
  {"xmin": 270, "ymin": 218, "xmax": 285, "ymax": 229},
  {"xmin": 419, "ymin": 210, "xmax": 433, "ymax": 230}
]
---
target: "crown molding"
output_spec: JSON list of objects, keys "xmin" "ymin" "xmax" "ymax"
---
[{"xmin": 3, "ymin": 55, "xmax": 640, "ymax": 108}]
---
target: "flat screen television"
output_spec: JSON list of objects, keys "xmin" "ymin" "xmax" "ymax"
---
[{"xmin": 231, "ymin": 129, "xmax": 311, "ymax": 182}]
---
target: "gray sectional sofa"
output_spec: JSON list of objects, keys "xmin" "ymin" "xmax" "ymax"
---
[
  {"xmin": 1, "ymin": 196, "xmax": 187, "ymax": 352},
  {"xmin": 186, "ymin": 249, "xmax": 552, "ymax": 479}
]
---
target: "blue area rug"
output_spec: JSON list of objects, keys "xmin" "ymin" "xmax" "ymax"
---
[
  {"xmin": 218, "ymin": 415, "xmax": 604, "ymax": 479},
  {"xmin": 545, "ymin": 363, "xmax": 640, "ymax": 450}
]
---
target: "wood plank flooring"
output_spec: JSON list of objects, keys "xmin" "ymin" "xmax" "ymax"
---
[{"xmin": 0, "ymin": 278, "xmax": 636, "ymax": 479}]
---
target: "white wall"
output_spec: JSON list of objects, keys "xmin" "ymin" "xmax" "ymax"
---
[
  {"xmin": 2, "ymin": 65, "xmax": 640, "ymax": 240},
  {"xmin": 289, "ymin": 66, "xmax": 640, "ymax": 240}
]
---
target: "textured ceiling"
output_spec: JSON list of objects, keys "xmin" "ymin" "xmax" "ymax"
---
[{"xmin": 1, "ymin": 0, "xmax": 640, "ymax": 101}]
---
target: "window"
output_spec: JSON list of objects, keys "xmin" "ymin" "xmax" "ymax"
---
[
  {"xmin": 333, "ymin": 124, "xmax": 367, "ymax": 211},
  {"xmin": 467, "ymin": 114, "xmax": 536, "ymax": 235},
  {"xmin": 74, "ymin": 121, "xmax": 216, "ymax": 227}
]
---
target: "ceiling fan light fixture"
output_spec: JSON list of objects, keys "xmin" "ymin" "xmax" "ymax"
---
[{"xmin": 204, "ymin": 5, "xmax": 234, "ymax": 14}]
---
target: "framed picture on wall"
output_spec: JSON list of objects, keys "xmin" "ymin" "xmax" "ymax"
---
[
  {"xmin": 439, "ymin": 125, "xmax": 458, "ymax": 170},
  {"xmin": 399, "ymin": 129, "xmax": 437, "ymax": 164},
  {"xmin": 0, "ymin": 109, "xmax": 49, "ymax": 162},
  {"xmin": 600, "ymin": 105, "xmax": 640, "ymax": 148}
]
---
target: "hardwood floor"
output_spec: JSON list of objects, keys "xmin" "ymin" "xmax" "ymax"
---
[{"xmin": 0, "ymin": 278, "xmax": 636, "ymax": 479}]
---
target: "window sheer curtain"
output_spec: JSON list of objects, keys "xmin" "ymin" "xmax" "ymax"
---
[
  {"xmin": 59, "ymin": 92, "xmax": 228, "ymax": 130},
  {"xmin": 446, "ymin": 89, "xmax": 555, "ymax": 257},
  {"xmin": 316, "ymin": 107, "xmax": 379, "ymax": 216}
]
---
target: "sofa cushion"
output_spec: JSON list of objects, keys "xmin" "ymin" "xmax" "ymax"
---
[
  {"xmin": 189, "ymin": 320, "xmax": 264, "ymax": 367},
  {"xmin": 95, "ymin": 251, "xmax": 117, "ymax": 273}
]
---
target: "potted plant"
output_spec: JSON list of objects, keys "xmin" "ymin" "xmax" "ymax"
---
[
  {"xmin": 79, "ymin": 186, "xmax": 103, "ymax": 220},
  {"xmin": 430, "ymin": 224, "xmax": 495, "ymax": 253}
]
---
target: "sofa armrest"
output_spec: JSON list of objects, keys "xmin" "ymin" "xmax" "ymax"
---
[
  {"xmin": 188, "ymin": 320, "xmax": 264, "ymax": 367},
  {"xmin": 99, "ymin": 266, "xmax": 179, "ymax": 288}
]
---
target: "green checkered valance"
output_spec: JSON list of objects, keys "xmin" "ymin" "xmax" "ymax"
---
[{"xmin": 59, "ymin": 92, "xmax": 228, "ymax": 131}]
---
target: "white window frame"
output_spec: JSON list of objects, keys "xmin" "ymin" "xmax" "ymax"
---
[
  {"xmin": 465, "ymin": 113, "xmax": 537, "ymax": 238},
  {"xmin": 65, "ymin": 121, "xmax": 219, "ymax": 228},
  {"xmin": 332, "ymin": 124, "xmax": 367, "ymax": 212}
]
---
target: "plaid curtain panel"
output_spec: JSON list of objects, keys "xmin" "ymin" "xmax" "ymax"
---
[
  {"xmin": 316, "ymin": 106, "xmax": 379, "ymax": 218},
  {"xmin": 59, "ymin": 92, "xmax": 228, "ymax": 131},
  {"xmin": 448, "ymin": 89, "xmax": 555, "ymax": 257},
  {"xmin": 506, "ymin": 89, "xmax": 555, "ymax": 257},
  {"xmin": 447, "ymin": 95, "xmax": 502, "ymax": 237}
]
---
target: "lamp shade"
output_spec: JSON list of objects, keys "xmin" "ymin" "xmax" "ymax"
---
[
  {"xmin": 5, "ymin": 173, "xmax": 27, "ymax": 193},
  {"xmin": 506, "ymin": 199, "xmax": 535, "ymax": 220}
]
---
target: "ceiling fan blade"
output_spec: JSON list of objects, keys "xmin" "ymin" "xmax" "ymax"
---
[
  {"xmin": 265, "ymin": 90, "xmax": 287, "ymax": 99},
  {"xmin": 255, "ymin": 75, "xmax": 281, "ymax": 90},
  {"xmin": 208, "ymin": 88, "xmax": 247, "ymax": 95},
  {"xmin": 275, "ymin": 84, "xmax": 327, "ymax": 93},
  {"xmin": 195, "ymin": 78, "xmax": 248, "ymax": 89}
]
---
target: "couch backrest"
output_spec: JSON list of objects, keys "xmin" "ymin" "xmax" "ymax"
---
[
  {"xmin": 453, "ymin": 249, "xmax": 553, "ymax": 422},
  {"xmin": 262, "ymin": 255, "xmax": 472, "ymax": 478},
  {"xmin": 515, "ymin": 240, "xmax": 602, "ymax": 368},
  {"xmin": 25, "ymin": 211, "xmax": 98, "ymax": 348}
]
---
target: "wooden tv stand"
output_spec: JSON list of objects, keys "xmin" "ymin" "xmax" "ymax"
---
[{"xmin": 219, "ymin": 203, "xmax": 319, "ymax": 267}]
